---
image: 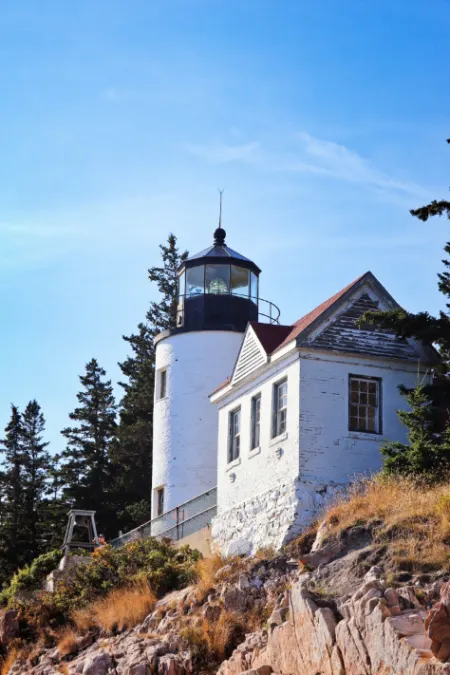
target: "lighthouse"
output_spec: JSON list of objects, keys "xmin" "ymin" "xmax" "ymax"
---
[{"xmin": 151, "ymin": 223, "xmax": 263, "ymax": 519}]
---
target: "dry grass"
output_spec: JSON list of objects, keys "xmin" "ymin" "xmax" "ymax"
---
[
  {"xmin": 194, "ymin": 552, "xmax": 227, "ymax": 602},
  {"xmin": 1, "ymin": 649, "xmax": 17, "ymax": 675},
  {"xmin": 91, "ymin": 581, "xmax": 156, "ymax": 633},
  {"xmin": 72, "ymin": 606, "xmax": 96, "ymax": 633},
  {"xmin": 326, "ymin": 476, "xmax": 450, "ymax": 573},
  {"xmin": 182, "ymin": 605, "xmax": 267, "ymax": 666},
  {"xmin": 57, "ymin": 627, "xmax": 78, "ymax": 657},
  {"xmin": 73, "ymin": 581, "xmax": 156, "ymax": 635}
]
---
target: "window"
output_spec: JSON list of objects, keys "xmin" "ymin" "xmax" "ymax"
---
[
  {"xmin": 228, "ymin": 407, "xmax": 241, "ymax": 462},
  {"xmin": 231, "ymin": 266, "xmax": 249, "ymax": 297},
  {"xmin": 159, "ymin": 369, "xmax": 167, "ymax": 399},
  {"xmin": 272, "ymin": 379, "xmax": 287, "ymax": 438},
  {"xmin": 250, "ymin": 271, "xmax": 258, "ymax": 304},
  {"xmin": 206, "ymin": 264, "xmax": 230, "ymax": 295},
  {"xmin": 178, "ymin": 270, "xmax": 186, "ymax": 301},
  {"xmin": 156, "ymin": 487, "xmax": 164, "ymax": 516},
  {"xmin": 186, "ymin": 265, "xmax": 205, "ymax": 296},
  {"xmin": 349, "ymin": 376, "xmax": 381, "ymax": 434},
  {"xmin": 251, "ymin": 394, "xmax": 261, "ymax": 449}
]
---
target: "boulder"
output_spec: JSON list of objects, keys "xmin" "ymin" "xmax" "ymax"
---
[
  {"xmin": 81, "ymin": 651, "xmax": 112, "ymax": 674},
  {"xmin": 0, "ymin": 609, "xmax": 18, "ymax": 647},
  {"xmin": 221, "ymin": 586, "xmax": 247, "ymax": 612}
]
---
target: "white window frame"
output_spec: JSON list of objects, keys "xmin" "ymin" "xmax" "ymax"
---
[
  {"xmin": 272, "ymin": 378, "xmax": 287, "ymax": 438},
  {"xmin": 228, "ymin": 407, "xmax": 241, "ymax": 462},
  {"xmin": 251, "ymin": 394, "xmax": 261, "ymax": 450},
  {"xmin": 349, "ymin": 375, "xmax": 382, "ymax": 434}
]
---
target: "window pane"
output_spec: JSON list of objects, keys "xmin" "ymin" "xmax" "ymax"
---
[
  {"xmin": 206, "ymin": 264, "xmax": 230, "ymax": 294},
  {"xmin": 231, "ymin": 266, "xmax": 250, "ymax": 297},
  {"xmin": 250, "ymin": 272, "xmax": 258, "ymax": 304},
  {"xmin": 186, "ymin": 266, "xmax": 204, "ymax": 296},
  {"xmin": 251, "ymin": 395, "xmax": 261, "ymax": 449},
  {"xmin": 160, "ymin": 370, "xmax": 167, "ymax": 399},
  {"xmin": 349, "ymin": 377, "xmax": 380, "ymax": 433},
  {"xmin": 178, "ymin": 270, "xmax": 186, "ymax": 299}
]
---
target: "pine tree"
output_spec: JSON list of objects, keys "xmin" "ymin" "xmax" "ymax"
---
[
  {"xmin": 147, "ymin": 234, "xmax": 189, "ymax": 334},
  {"xmin": 0, "ymin": 405, "xmax": 27, "ymax": 576},
  {"xmin": 21, "ymin": 400, "xmax": 52, "ymax": 558},
  {"xmin": 362, "ymin": 138, "xmax": 450, "ymax": 478},
  {"xmin": 60, "ymin": 359, "xmax": 117, "ymax": 536},
  {"xmin": 113, "ymin": 234, "xmax": 188, "ymax": 529},
  {"xmin": 381, "ymin": 386, "xmax": 450, "ymax": 477}
]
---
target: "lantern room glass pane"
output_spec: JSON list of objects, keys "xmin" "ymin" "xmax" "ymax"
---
[
  {"xmin": 178, "ymin": 270, "xmax": 186, "ymax": 300},
  {"xmin": 250, "ymin": 272, "xmax": 258, "ymax": 304},
  {"xmin": 205, "ymin": 264, "xmax": 230, "ymax": 294},
  {"xmin": 186, "ymin": 266, "xmax": 204, "ymax": 296},
  {"xmin": 231, "ymin": 266, "xmax": 249, "ymax": 297}
]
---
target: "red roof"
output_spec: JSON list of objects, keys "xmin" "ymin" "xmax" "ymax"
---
[
  {"xmin": 211, "ymin": 273, "xmax": 367, "ymax": 396},
  {"xmin": 249, "ymin": 322, "xmax": 292, "ymax": 354},
  {"xmin": 273, "ymin": 273, "xmax": 366, "ymax": 353}
]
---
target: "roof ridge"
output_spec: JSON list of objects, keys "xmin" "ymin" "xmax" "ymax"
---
[{"xmin": 273, "ymin": 272, "xmax": 370, "ymax": 353}]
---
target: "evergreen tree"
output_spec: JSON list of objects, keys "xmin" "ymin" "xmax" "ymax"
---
[
  {"xmin": 147, "ymin": 234, "xmax": 189, "ymax": 334},
  {"xmin": 60, "ymin": 359, "xmax": 117, "ymax": 536},
  {"xmin": 0, "ymin": 405, "xmax": 26, "ymax": 576},
  {"xmin": 362, "ymin": 138, "xmax": 450, "ymax": 478},
  {"xmin": 381, "ymin": 386, "xmax": 450, "ymax": 477},
  {"xmin": 21, "ymin": 400, "xmax": 52, "ymax": 558},
  {"xmin": 113, "ymin": 234, "xmax": 188, "ymax": 529}
]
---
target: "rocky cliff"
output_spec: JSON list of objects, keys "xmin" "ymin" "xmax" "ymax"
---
[{"xmin": 7, "ymin": 517, "xmax": 450, "ymax": 675}]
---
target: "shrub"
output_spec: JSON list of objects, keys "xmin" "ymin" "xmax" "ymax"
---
[
  {"xmin": 0, "ymin": 550, "xmax": 62, "ymax": 605},
  {"xmin": 5, "ymin": 538, "xmax": 200, "ymax": 641}
]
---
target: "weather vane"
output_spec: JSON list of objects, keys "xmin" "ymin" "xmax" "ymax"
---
[{"xmin": 218, "ymin": 189, "xmax": 224, "ymax": 228}]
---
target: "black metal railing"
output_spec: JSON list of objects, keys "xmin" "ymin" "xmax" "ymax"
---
[
  {"xmin": 176, "ymin": 292, "xmax": 280, "ymax": 328},
  {"xmin": 110, "ymin": 487, "xmax": 217, "ymax": 548}
]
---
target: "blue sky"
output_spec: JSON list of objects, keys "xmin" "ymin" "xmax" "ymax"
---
[{"xmin": 1, "ymin": 0, "xmax": 449, "ymax": 449}]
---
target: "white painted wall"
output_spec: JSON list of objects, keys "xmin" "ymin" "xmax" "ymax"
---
[
  {"xmin": 216, "ymin": 353, "xmax": 301, "ymax": 513},
  {"xmin": 298, "ymin": 351, "xmax": 429, "ymax": 483},
  {"xmin": 151, "ymin": 330, "xmax": 243, "ymax": 518}
]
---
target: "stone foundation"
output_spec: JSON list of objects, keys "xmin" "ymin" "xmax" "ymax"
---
[{"xmin": 211, "ymin": 477, "xmax": 342, "ymax": 555}]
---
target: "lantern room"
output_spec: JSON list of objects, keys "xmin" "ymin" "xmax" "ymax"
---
[{"xmin": 176, "ymin": 227, "xmax": 273, "ymax": 333}]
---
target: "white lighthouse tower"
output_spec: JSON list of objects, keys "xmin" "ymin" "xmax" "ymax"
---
[{"xmin": 151, "ymin": 223, "xmax": 262, "ymax": 520}]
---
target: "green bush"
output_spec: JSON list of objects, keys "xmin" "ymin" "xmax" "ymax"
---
[
  {"xmin": 5, "ymin": 538, "xmax": 201, "ymax": 639},
  {"xmin": 0, "ymin": 549, "xmax": 62, "ymax": 605}
]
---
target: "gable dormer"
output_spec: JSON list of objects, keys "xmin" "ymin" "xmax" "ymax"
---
[
  {"xmin": 231, "ymin": 325, "xmax": 267, "ymax": 385},
  {"xmin": 299, "ymin": 274, "xmax": 437, "ymax": 363}
]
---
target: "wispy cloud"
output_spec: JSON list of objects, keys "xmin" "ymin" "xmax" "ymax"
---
[
  {"xmin": 0, "ymin": 222, "xmax": 82, "ymax": 238},
  {"xmin": 187, "ymin": 132, "xmax": 428, "ymax": 200},
  {"xmin": 287, "ymin": 132, "xmax": 427, "ymax": 198},
  {"xmin": 186, "ymin": 141, "xmax": 261, "ymax": 164}
]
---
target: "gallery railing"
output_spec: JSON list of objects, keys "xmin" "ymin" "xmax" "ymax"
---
[
  {"xmin": 175, "ymin": 293, "xmax": 281, "ymax": 327},
  {"xmin": 110, "ymin": 487, "xmax": 217, "ymax": 548}
]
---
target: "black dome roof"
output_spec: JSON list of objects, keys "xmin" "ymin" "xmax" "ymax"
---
[{"xmin": 181, "ymin": 228, "xmax": 261, "ymax": 274}]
